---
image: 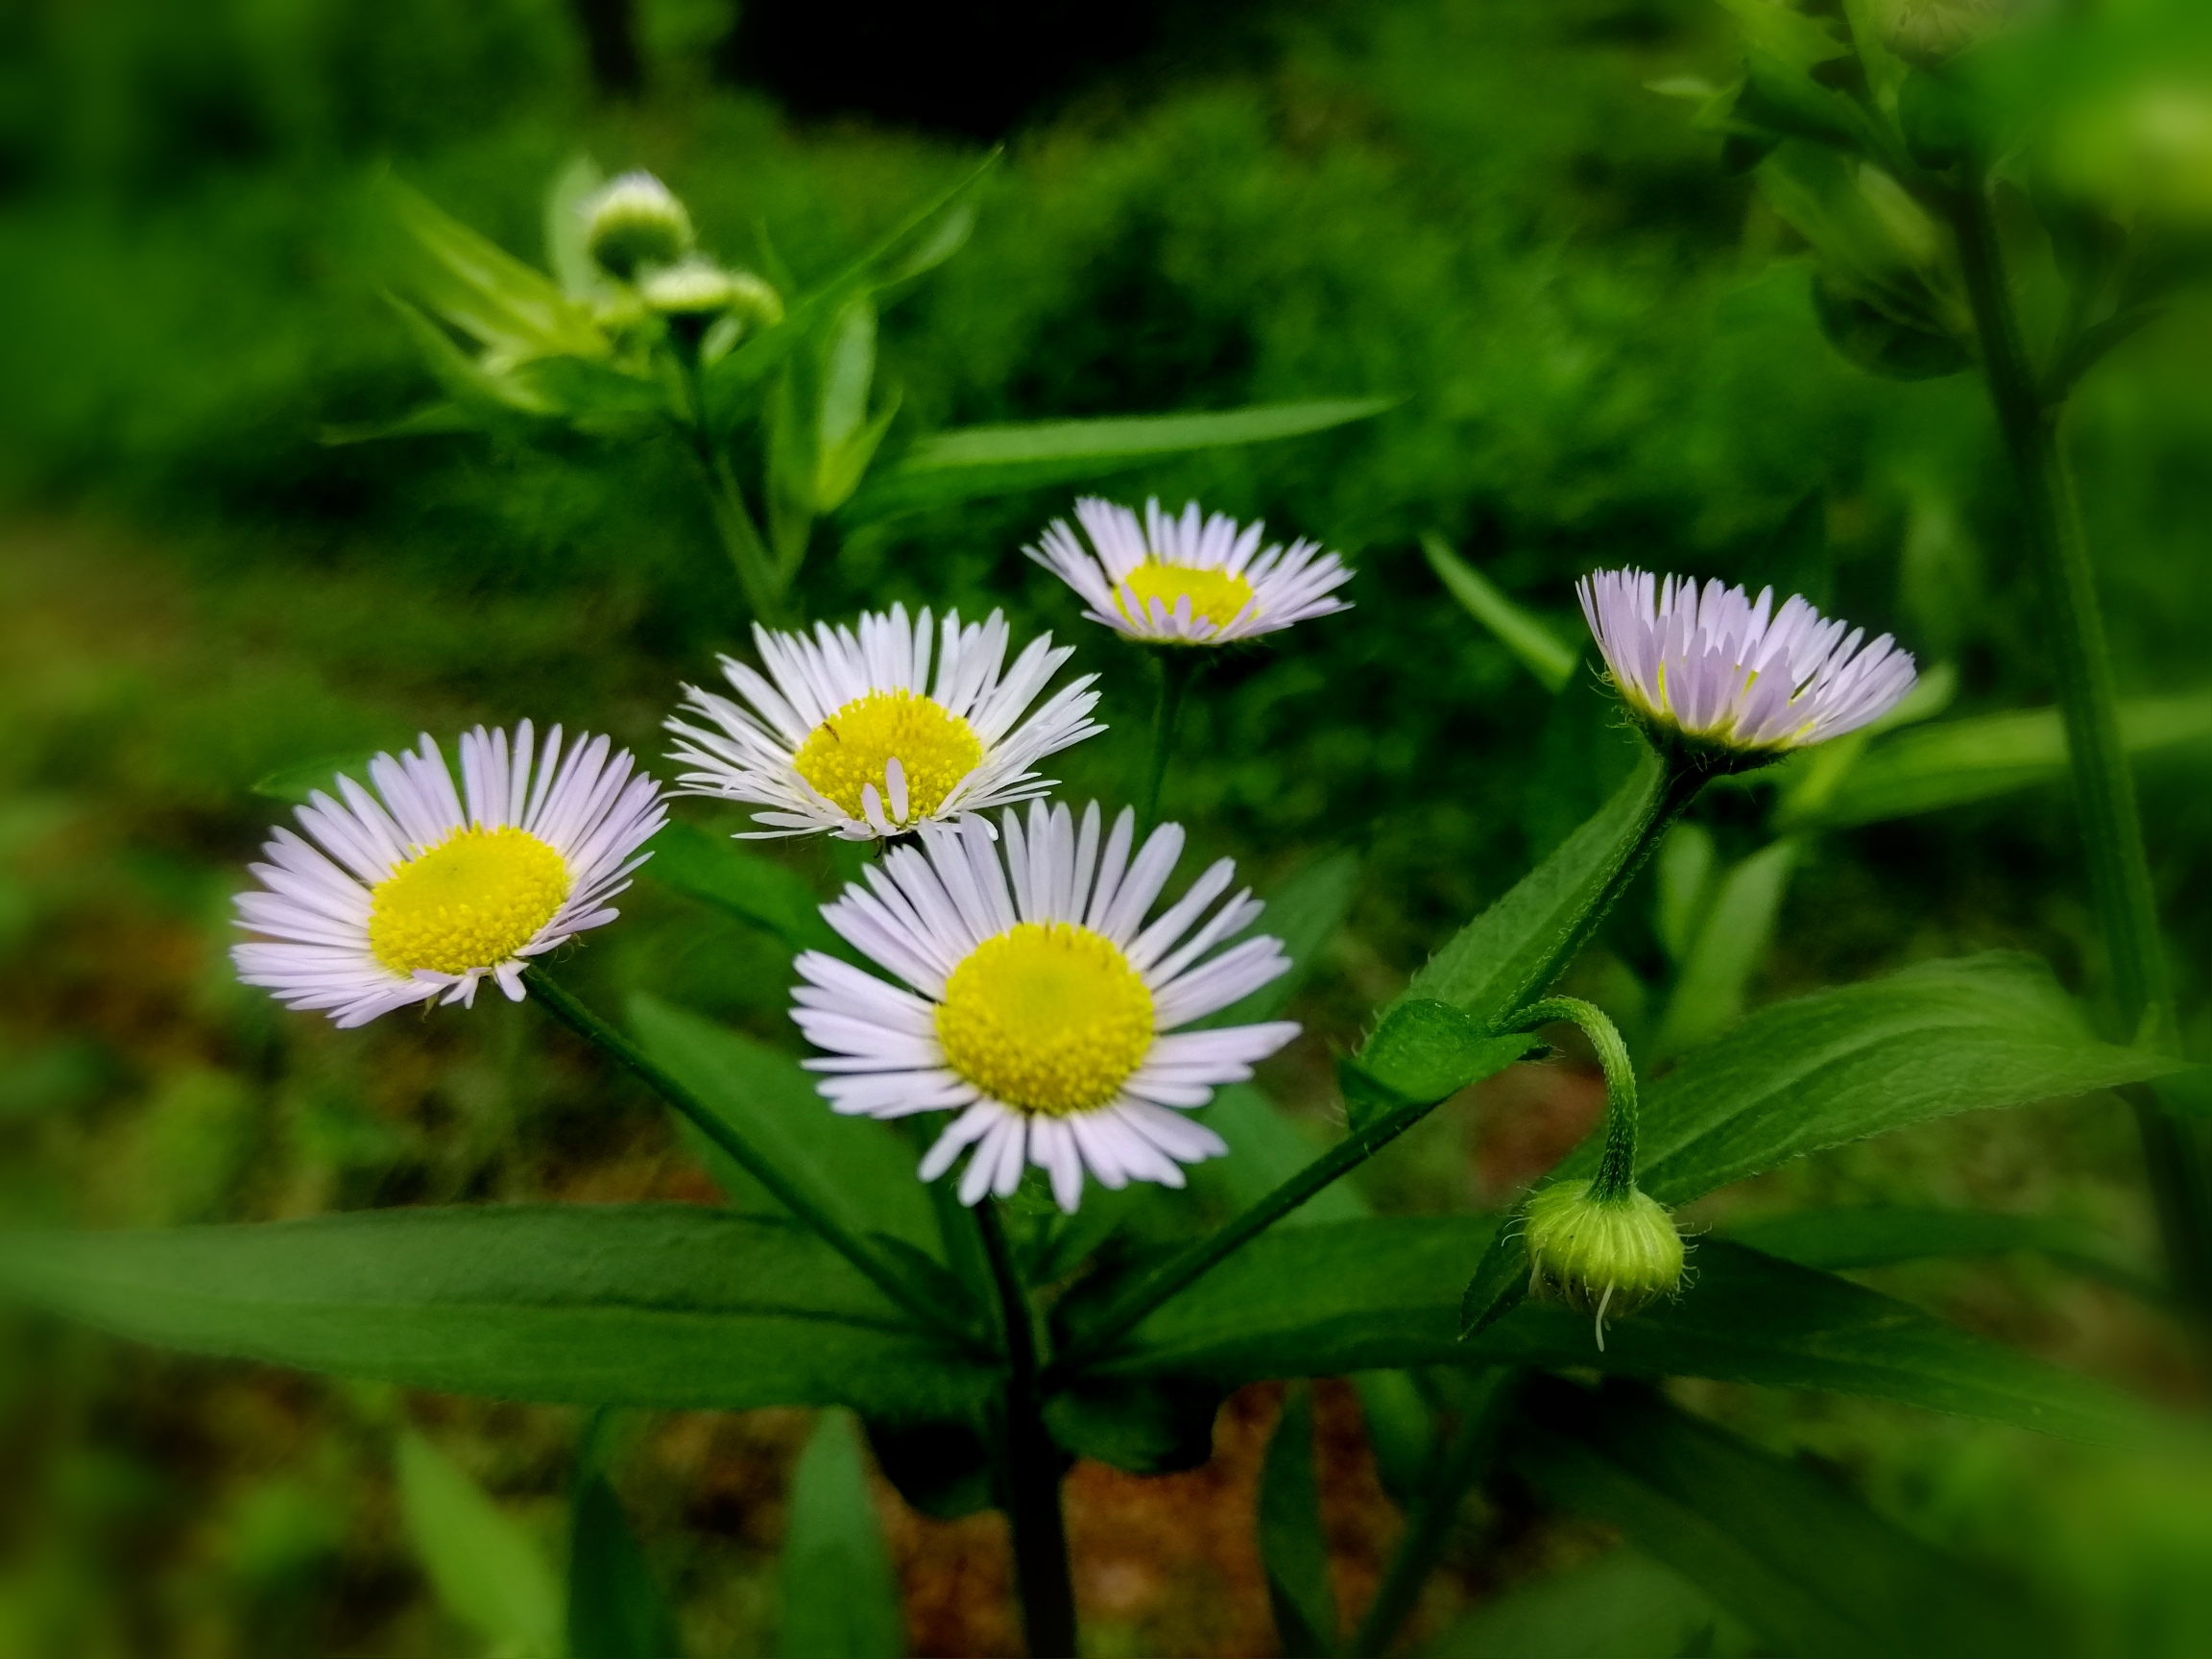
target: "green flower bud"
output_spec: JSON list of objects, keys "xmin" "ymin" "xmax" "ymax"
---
[
  {"xmin": 582, "ymin": 171, "xmax": 695, "ymax": 281},
  {"xmin": 1878, "ymin": 0, "xmax": 2008, "ymax": 69},
  {"xmin": 1523, "ymin": 1178, "xmax": 1685, "ymax": 1347},
  {"xmin": 637, "ymin": 259, "xmax": 784, "ymax": 326}
]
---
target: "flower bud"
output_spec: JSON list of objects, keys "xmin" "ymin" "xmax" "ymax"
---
[
  {"xmin": 1879, "ymin": 0, "xmax": 2008, "ymax": 68},
  {"xmin": 637, "ymin": 258, "xmax": 784, "ymax": 327},
  {"xmin": 582, "ymin": 171, "xmax": 695, "ymax": 281},
  {"xmin": 1523, "ymin": 1178, "xmax": 1685, "ymax": 1346}
]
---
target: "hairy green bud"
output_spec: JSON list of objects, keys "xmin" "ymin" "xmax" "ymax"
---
[
  {"xmin": 1879, "ymin": 0, "xmax": 2008, "ymax": 68},
  {"xmin": 582, "ymin": 171, "xmax": 695, "ymax": 281},
  {"xmin": 638, "ymin": 259, "xmax": 784, "ymax": 326},
  {"xmin": 1523, "ymin": 1178, "xmax": 1685, "ymax": 1348}
]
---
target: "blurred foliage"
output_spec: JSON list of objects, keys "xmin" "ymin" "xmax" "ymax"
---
[{"xmin": 4, "ymin": 0, "xmax": 2212, "ymax": 1654}]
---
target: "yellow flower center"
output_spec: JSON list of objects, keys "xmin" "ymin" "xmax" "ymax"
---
[
  {"xmin": 791, "ymin": 689, "xmax": 985, "ymax": 823},
  {"xmin": 935, "ymin": 922, "xmax": 1155, "ymax": 1116},
  {"xmin": 1116, "ymin": 562, "xmax": 1257, "ymax": 633},
  {"xmin": 368, "ymin": 826, "xmax": 571, "ymax": 976}
]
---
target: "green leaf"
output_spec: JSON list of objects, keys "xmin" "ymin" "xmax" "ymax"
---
[
  {"xmin": 1651, "ymin": 837, "xmax": 1801, "ymax": 1057},
  {"xmin": 1259, "ymin": 1382, "xmax": 1338, "ymax": 1658},
  {"xmin": 1508, "ymin": 1379, "xmax": 2055, "ymax": 1659},
  {"xmin": 1396, "ymin": 755, "xmax": 1665, "ymax": 1030},
  {"xmin": 627, "ymin": 995, "xmax": 944, "ymax": 1263},
  {"xmin": 1419, "ymin": 533, "xmax": 1579, "ymax": 694},
  {"xmin": 250, "ymin": 746, "xmax": 410, "ymax": 805},
  {"xmin": 1193, "ymin": 1084, "xmax": 1369, "ymax": 1229},
  {"xmin": 781, "ymin": 1409, "xmax": 906, "ymax": 1659},
  {"xmin": 1715, "ymin": 0, "xmax": 1850, "ymax": 73},
  {"xmin": 1340, "ymin": 1003, "xmax": 1532, "ymax": 1129},
  {"xmin": 544, "ymin": 155, "xmax": 608, "ymax": 301},
  {"xmin": 644, "ymin": 821, "xmax": 846, "ymax": 958},
  {"xmin": 1089, "ymin": 1219, "xmax": 2145, "ymax": 1440},
  {"xmin": 1043, "ymin": 1375, "xmax": 1223, "ymax": 1475},
  {"xmin": 1575, "ymin": 953, "xmax": 2186, "ymax": 1208},
  {"xmin": 397, "ymin": 1429, "xmax": 565, "ymax": 1659},
  {"xmin": 1725, "ymin": 1206, "xmax": 2161, "ymax": 1299},
  {"xmin": 568, "ymin": 1470, "xmax": 682, "ymax": 1659},
  {"xmin": 1349, "ymin": 1370, "xmax": 1437, "ymax": 1510},
  {"xmin": 1779, "ymin": 691, "xmax": 2212, "ymax": 830},
  {"xmin": 378, "ymin": 176, "xmax": 607, "ymax": 363},
  {"xmin": 0, "ymin": 1205, "xmax": 996, "ymax": 1418},
  {"xmin": 384, "ymin": 295, "xmax": 565, "ymax": 422},
  {"xmin": 840, "ymin": 397, "xmax": 1398, "ymax": 524},
  {"xmin": 1420, "ymin": 1547, "xmax": 1731, "ymax": 1659},
  {"xmin": 1653, "ymin": 822, "xmax": 1717, "ymax": 965},
  {"xmin": 1203, "ymin": 850, "xmax": 1360, "ymax": 1028}
]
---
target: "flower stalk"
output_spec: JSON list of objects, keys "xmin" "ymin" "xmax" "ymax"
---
[{"xmin": 1142, "ymin": 649, "xmax": 1202, "ymax": 825}]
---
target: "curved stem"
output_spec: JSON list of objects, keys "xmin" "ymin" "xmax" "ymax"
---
[
  {"xmin": 975, "ymin": 1203, "xmax": 1077, "ymax": 1658},
  {"xmin": 522, "ymin": 965, "xmax": 988, "ymax": 1357},
  {"xmin": 1142, "ymin": 650, "xmax": 1202, "ymax": 826},
  {"xmin": 1509, "ymin": 996, "xmax": 1639, "ymax": 1201}
]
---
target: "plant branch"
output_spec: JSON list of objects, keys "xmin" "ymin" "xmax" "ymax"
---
[
  {"xmin": 521, "ymin": 965, "xmax": 988, "ymax": 1357},
  {"xmin": 1509, "ymin": 997, "xmax": 1639, "ymax": 1201},
  {"xmin": 976, "ymin": 1203, "xmax": 1077, "ymax": 1658}
]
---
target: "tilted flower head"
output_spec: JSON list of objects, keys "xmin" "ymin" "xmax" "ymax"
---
[
  {"xmin": 1577, "ymin": 568, "xmax": 1916, "ymax": 768},
  {"xmin": 790, "ymin": 803, "xmax": 1300, "ymax": 1211},
  {"xmin": 1522, "ymin": 1178, "xmax": 1686, "ymax": 1348},
  {"xmin": 637, "ymin": 257, "xmax": 784, "ymax": 326},
  {"xmin": 581, "ymin": 170, "xmax": 695, "ymax": 280},
  {"xmin": 1027, "ymin": 497, "xmax": 1354, "ymax": 646},
  {"xmin": 233, "ymin": 724, "xmax": 665, "ymax": 1027},
  {"xmin": 666, "ymin": 605, "xmax": 1104, "ymax": 840}
]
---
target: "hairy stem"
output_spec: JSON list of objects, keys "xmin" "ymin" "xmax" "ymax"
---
[
  {"xmin": 522, "ymin": 965, "xmax": 987, "ymax": 1355},
  {"xmin": 1509, "ymin": 997, "xmax": 1639, "ymax": 1201},
  {"xmin": 975, "ymin": 1203, "xmax": 1077, "ymax": 1658},
  {"xmin": 1948, "ymin": 176, "xmax": 2212, "ymax": 1312}
]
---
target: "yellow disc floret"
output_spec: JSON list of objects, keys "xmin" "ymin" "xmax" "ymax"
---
[
  {"xmin": 935, "ymin": 922, "xmax": 1155, "ymax": 1115},
  {"xmin": 369, "ymin": 826, "xmax": 571, "ymax": 976},
  {"xmin": 1116, "ymin": 562, "xmax": 1257, "ymax": 633},
  {"xmin": 792, "ymin": 689, "xmax": 985, "ymax": 823}
]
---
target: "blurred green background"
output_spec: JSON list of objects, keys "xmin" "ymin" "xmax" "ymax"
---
[{"xmin": 3, "ymin": 0, "xmax": 2212, "ymax": 1653}]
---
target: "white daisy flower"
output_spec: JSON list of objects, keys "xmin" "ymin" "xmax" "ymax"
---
[
  {"xmin": 790, "ymin": 803, "xmax": 1301, "ymax": 1213},
  {"xmin": 1576, "ymin": 568, "xmax": 1917, "ymax": 764},
  {"xmin": 665, "ymin": 605, "xmax": 1104, "ymax": 840},
  {"xmin": 232, "ymin": 723, "xmax": 666, "ymax": 1027},
  {"xmin": 1026, "ymin": 496, "xmax": 1354, "ymax": 646}
]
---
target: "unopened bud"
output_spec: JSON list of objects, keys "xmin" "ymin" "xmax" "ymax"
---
[
  {"xmin": 582, "ymin": 171, "xmax": 694, "ymax": 280},
  {"xmin": 1523, "ymin": 1178, "xmax": 1685, "ymax": 1348},
  {"xmin": 637, "ymin": 259, "xmax": 784, "ymax": 327},
  {"xmin": 1880, "ymin": 0, "xmax": 2008, "ymax": 68}
]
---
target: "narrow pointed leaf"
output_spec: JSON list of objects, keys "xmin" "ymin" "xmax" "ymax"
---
[
  {"xmin": 1725, "ymin": 1206, "xmax": 2160, "ymax": 1298},
  {"xmin": 1421, "ymin": 1547, "xmax": 1730, "ymax": 1659},
  {"xmin": 1651, "ymin": 836, "xmax": 1800, "ymax": 1057},
  {"xmin": 1420, "ymin": 533, "xmax": 1578, "ymax": 693},
  {"xmin": 568, "ymin": 1472, "xmax": 682, "ymax": 1659},
  {"xmin": 1086, "ymin": 1218, "xmax": 2145, "ymax": 1441},
  {"xmin": 378, "ymin": 177, "xmax": 607, "ymax": 362},
  {"xmin": 840, "ymin": 397, "xmax": 1397, "ymax": 524},
  {"xmin": 1259, "ymin": 1382, "xmax": 1338, "ymax": 1658},
  {"xmin": 1508, "ymin": 1379, "xmax": 2054, "ymax": 1659},
  {"xmin": 397, "ymin": 1429, "xmax": 565, "ymax": 1659},
  {"xmin": 781, "ymin": 1409, "xmax": 906, "ymax": 1659},
  {"xmin": 0, "ymin": 1205, "xmax": 996, "ymax": 1418}
]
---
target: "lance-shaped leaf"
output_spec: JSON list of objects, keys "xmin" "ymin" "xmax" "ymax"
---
[
  {"xmin": 397, "ymin": 1429, "xmax": 565, "ymax": 1659},
  {"xmin": 1508, "ymin": 1379, "xmax": 2055, "ymax": 1659},
  {"xmin": 1651, "ymin": 835, "xmax": 1801, "ymax": 1057},
  {"xmin": 839, "ymin": 397, "xmax": 1397, "ymax": 524},
  {"xmin": 1394, "ymin": 755, "xmax": 1665, "ymax": 1030},
  {"xmin": 569, "ymin": 1471, "xmax": 682, "ymax": 1659},
  {"xmin": 1420, "ymin": 533, "xmax": 1579, "ymax": 695},
  {"xmin": 1259, "ymin": 1382, "xmax": 1338, "ymax": 1659},
  {"xmin": 1726, "ymin": 1206, "xmax": 2162, "ymax": 1299},
  {"xmin": 1083, "ymin": 1218, "xmax": 2144, "ymax": 1441},
  {"xmin": 377, "ymin": 176, "xmax": 608, "ymax": 363},
  {"xmin": 781, "ymin": 1409, "xmax": 905, "ymax": 1659},
  {"xmin": 627, "ymin": 995, "xmax": 945, "ymax": 1263},
  {"xmin": 1421, "ymin": 1547, "xmax": 1731, "ymax": 1659},
  {"xmin": 0, "ymin": 1205, "xmax": 997, "ymax": 1419}
]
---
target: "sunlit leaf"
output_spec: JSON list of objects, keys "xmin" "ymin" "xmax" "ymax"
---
[
  {"xmin": 781, "ymin": 1409, "xmax": 905, "ymax": 1659},
  {"xmin": 0, "ymin": 1206, "xmax": 996, "ymax": 1418},
  {"xmin": 397, "ymin": 1429, "xmax": 565, "ymax": 1659}
]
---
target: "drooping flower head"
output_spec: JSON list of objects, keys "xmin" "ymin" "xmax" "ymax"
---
[
  {"xmin": 1521, "ymin": 1177, "xmax": 1686, "ymax": 1351},
  {"xmin": 790, "ymin": 803, "xmax": 1300, "ymax": 1211},
  {"xmin": 666, "ymin": 605, "xmax": 1104, "ymax": 840},
  {"xmin": 1027, "ymin": 497, "xmax": 1354, "ymax": 646},
  {"xmin": 1576, "ymin": 568, "xmax": 1916, "ymax": 768},
  {"xmin": 581, "ymin": 170, "xmax": 695, "ymax": 281},
  {"xmin": 233, "ymin": 724, "xmax": 665, "ymax": 1027}
]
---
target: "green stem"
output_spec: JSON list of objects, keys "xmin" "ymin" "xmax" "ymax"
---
[
  {"xmin": 521, "ymin": 965, "xmax": 987, "ymax": 1357},
  {"xmin": 1051, "ymin": 758, "xmax": 1700, "ymax": 1378},
  {"xmin": 1347, "ymin": 1370, "xmax": 1522, "ymax": 1659},
  {"xmin": 1142, "ymin": 650, "xmax": 1202, "ymax": 826},
  {"xmin": 1509, "ymin": 997, "xmax": 1639, "ymax": 1202},
  {"xmin": 677, "ymin": 355, "xmax": 785, "ymax": 623},
  {"xmin": 975, "ymin": 1203, "xmax": 1077, "ymax": 1659},
  {"xmin": 1947, "ymin": 175, "xmax": 2212, "ymax": 1312}
]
